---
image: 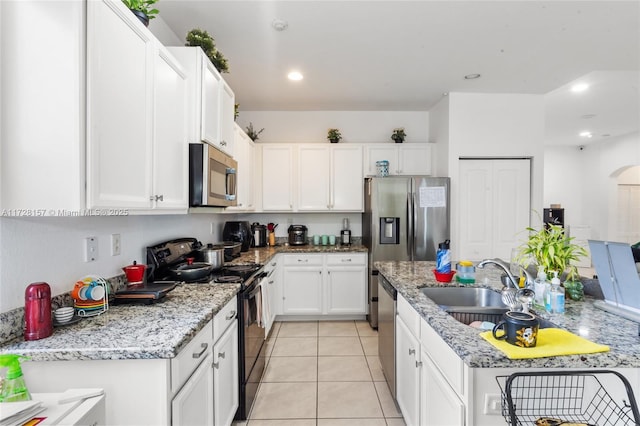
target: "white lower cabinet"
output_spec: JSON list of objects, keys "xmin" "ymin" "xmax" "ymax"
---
[
  {"xmin": 420, "ymin": 349, "xmax": 465, "ymax": 426},
  {"xmin": 172, "ymin": 350, "xmax": 214, "ymax": 425},
  {"xmin": 280, "ymin": 253, "xmax": 367, "ymax": 316},
  {"xmin": 213, "ymin": 320, "xmax": 239, "ymax": 426},
  {"xmin": 395, "ymin": 305, "xmax": 421, "ymax": 426}
]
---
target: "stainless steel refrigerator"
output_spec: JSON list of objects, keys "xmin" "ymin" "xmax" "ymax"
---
[{"xmin": 363, "ymin": 176, "xmax": 450, "ymax": 328}]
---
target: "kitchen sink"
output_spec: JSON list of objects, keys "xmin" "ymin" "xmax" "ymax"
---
[
  {"xmin": 420, "ymin": 286, "xmax": 507, "ymax": 309},
  {"xmin": 420, "ymin": 286, "xmax": 556, "ymax": 328}
]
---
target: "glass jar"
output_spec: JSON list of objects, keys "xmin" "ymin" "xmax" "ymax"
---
[{"xmin": 376, "ymin": 160, "xmax": 389, "ymax": 177}]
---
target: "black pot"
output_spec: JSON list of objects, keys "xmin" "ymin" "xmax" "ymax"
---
[
  {"xmin": 129, "ymin": 9, "xmax": 149, "ymax": 27},
  {"xmin": 170, "ymin": 262, "xmax": 213, "ymax": 281}
]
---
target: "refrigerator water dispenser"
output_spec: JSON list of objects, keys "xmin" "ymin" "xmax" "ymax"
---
[{"xmin": 380, "ymin": 217, "xmax": 400, "ymax": 244}]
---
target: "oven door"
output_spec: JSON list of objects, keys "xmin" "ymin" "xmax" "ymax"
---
[{"xmin": 243, "ymin": 282, "xmax": 265, "ymax": 383}]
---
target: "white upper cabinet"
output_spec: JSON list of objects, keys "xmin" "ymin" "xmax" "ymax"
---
[
  {"xmin": 86, "ymin": 0, "xmax": 154, "ymax": 209},
  {"xmin": 227, "ymin": 124, "xmax": 255, "ymax": 211},
  {"xmin": 331, "ymin": 145, "xmax": 364, "ymax": 211},
  {"xmin": 364, "ymin": 144, "xmax": 432, "ymax": 176},
  {"xmin": 298, "ymin": 145, "xmax": 331, "ymax": 210},
  {"xmin": 86, "ymin": 0, "xmax": 188, "ymax": 211},
  {"xmin": 169, "ymin": 46, "xmax": 234, "ymax": 156},
  {"xmin": 261, "ymin": 144, "xmax": 295, "ymax": 211}
]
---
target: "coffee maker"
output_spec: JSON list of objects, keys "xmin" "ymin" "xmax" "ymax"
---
[{"xmin": 340, "ymin": 218, "xmax": 352, "ymax": 246}]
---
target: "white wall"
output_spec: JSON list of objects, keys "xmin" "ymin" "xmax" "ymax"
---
[
  {"xmin": 0, "ymin": 214, "xmax": 228, "ymax": 312},
  {"xmin": 237, "ymin": 111, "xmax": 429, "ymax": 144},
  {"xmin": 149, "ymin": 16, "xmax": 182, "ymax": 46},
  {"xmin": 428, "ymin": 95, "xmax": 450, "ymax": 177},
  {"xmin": 543, "ymin": 145, "xmax": 586, "ymax": 227},
  {"xmin": 444, "ymin": 92, "xmax": 546, "ymax": 260}
]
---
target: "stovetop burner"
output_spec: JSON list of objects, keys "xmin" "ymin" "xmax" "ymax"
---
[{"xmin": 214, "ymin": 275, "xmax": 243, "ymax": 284}]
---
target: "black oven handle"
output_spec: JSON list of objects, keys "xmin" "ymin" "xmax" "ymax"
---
[{"xmin": 243, "ymin": 271, "xmax": 268, "ymax": 298}]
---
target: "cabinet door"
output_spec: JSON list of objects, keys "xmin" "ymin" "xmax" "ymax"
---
[
  {"xmin": 213, "ymin": 321, "xmax": 239, "ymax": 426},
  {"xmin": 152, "ymin": 47, "xmax": 188, "ymax": 209},
  {"xmin": 282, "ymin": 268, "xmax": 323, "ymax": 314},
  {"xmin": 87, "ymin": 0, "xmax": 153, "ymax": 208},
  {"xmin": 399, "ymin": 144, "xmax": 432, "ymax": 175},
  {"xmin": 266, "ymin": 260, "xmax": 282, "ymax": 319},
  {"xmin": 218, "ymin": 81, "xmax": 235, "ymax": 155},
  {"xmin": 230, "ymin": 125, "xmax": 255, "ymax": 211},
  {"xmin": 325, "ymin": 266, "xmax": 367, "ymax": 314},
  {"xmin": 421, "ymin": 350, "xmax": 465, "ymax": 426},
  {"xmin": 396, "ymin": 316, "xmax": 421, "ymax": 426},
  {"xmin": 298, "ymin": 145, "xmax": 330, "ymax": 210},
  {"xmin": 458, "ymin": 159, "xmax": 531, "ymax": 260},
  {"xmin": 201, "ymin": 59, "xmax": 221, "ymax": 146},
  {"xmin": 365, "ymin": 145, "xmax": 398, "ymax": 176},
  {"xmin": 172, "ymin": 352, "xmax": 214, "ymax": 425},
  {"xmin": 331, "ymin": 145, "xmax": 364, "ymax": 211},
  {"xmin": 261, "ymin": 145, "xmax": 294, "ymax": 211}
]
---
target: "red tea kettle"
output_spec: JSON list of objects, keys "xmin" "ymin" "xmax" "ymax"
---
[
  {"xmin": 122, "ymin": 261, "xmax": 147, "ymax": 284},
  {"xmin": 24, "ymin": 282, "xmax": 53, "ymax": 341}
]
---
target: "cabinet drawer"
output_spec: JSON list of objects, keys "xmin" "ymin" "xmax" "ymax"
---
[
  {"xmin": 171, "ymin": 320, "xmax": 213, "ymax": 394},
  {"xmin": 213, "ymin": 297, "xmax": 238, "ymax": 344},
  {"xmin": 326, "ymin": 253, "xmax": 366, "ymax": 266},
  {"xmin": 420, "ymin": 318, "xmax": 464, "ymax": 396},
  {"xmin": 397, "ymin": 293, "xmax": 420, "ymax": 338},
  {"xmin": 283, "ymin": 254, "xmax": 323, "ymax": 266}
]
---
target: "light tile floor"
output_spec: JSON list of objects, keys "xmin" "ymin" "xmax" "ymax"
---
[{"xmin": 233, "ymin": 320, "xmax": 406, "ymax": 426}]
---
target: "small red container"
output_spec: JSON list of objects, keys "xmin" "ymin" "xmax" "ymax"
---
[
  {"xmin": 24, "ymin": 282, "xmax": 53, "ymax": 341},
  {"xmin": 122, "ymin": 261, "xmax": 146, "ymax": 284},
  {"xmin": 433, "ymin": 269, "xmax": 456, "ymax": 283}
]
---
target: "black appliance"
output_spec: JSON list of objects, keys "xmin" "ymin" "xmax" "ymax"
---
[
  {"xmin": 251, "ymin": 223, "xmax": 267, "ymax": 248},
  {"xmin": 223, "ymin": 221, "xmax": 253, "ymax": 252},
  {"xmin": 287, "ymin": 224, "xmax": 308, "ymax": 245},
  {"xmin": 146, "ymin": 237, "xmax": 266, "ymax": 421}
]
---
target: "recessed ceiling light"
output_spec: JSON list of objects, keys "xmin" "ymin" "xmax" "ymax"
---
[
  {"xmin": 272, "ymin": 19, "xmax": 288, "ymax": 31},
  {"xmin": 287, "ymin": 71, "xmax": 303, "ymax": 81},
  {"xmin": 579, "ymin": 131, "xmax": 593, "ymax": 138},
  {"xmin": 464, "ymin": 74, "xmax": 481, "ymax": 80},
  {"xmin": 571, "ymin": 83, "xmax": 589, "ymax": 93}
]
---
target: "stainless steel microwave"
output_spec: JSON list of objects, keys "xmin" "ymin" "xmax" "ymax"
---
[{"xmin": 189, "ymin": 143, "xmax": 237, "ymax": 207}]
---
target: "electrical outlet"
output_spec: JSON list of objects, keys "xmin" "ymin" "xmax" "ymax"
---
[
  {"xmin": 483, "ymin": 393, "xmax": 502, "ymax": 415},
  {"xmin": 84, "ymin": 236, "xmax": 98, "ymax": 262},
  {"xmin": 111, "ymin": 233, "xmax": 121, "ymax": 256}
]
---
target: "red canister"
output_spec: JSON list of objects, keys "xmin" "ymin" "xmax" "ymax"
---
[{"xmin": 24, "ymin": 282, "xmax": 53, "ymax": 341}]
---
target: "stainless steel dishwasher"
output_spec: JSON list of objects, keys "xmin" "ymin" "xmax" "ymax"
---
[{"xmin": 377, "ymin": 273, "xmax": 397, "ymax": 398}]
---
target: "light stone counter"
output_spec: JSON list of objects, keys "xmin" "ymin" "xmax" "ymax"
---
[{"xmin": 375, "ymin": 260, "xmax": 640, "ymax": 368}]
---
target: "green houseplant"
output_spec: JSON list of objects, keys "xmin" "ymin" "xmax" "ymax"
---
[
  {"xmin": 517, "ymin": 223, "xmax": 588, "ymax": 299},
  {"xmin": 391, "ymin": 128, "xmax": 406, "ymax": 143},
  {"xmin": 185, "ymin": 29, "xmax": 229, "ymax": 73},
  {"xmin": 327, "ymin": 128, "xmax": 342, "ymax": 143},
  {"xmin": 245, "ymin": 123, "xmax": 264, "ymax": 141},
  {"xmin": 121, "ymin": 0, "xmax": 159, "ymax": 26}
]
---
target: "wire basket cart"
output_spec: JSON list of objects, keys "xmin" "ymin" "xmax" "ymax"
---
[{"xmin": 496, "ymin": 370, "xmax": 640, "ymax": 426}]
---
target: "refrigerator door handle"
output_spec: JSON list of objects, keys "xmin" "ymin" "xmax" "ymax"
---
[{"xmin": 406, "ymin": 188, "xmax": 413, "ymax": 260}]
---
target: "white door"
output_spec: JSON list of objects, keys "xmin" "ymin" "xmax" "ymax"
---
[
  {"xmin": 298, "ymin": 145, "xmax": 330, "ymax": 210},
  {"xmin": 617, "ymin": 185, "xmax": 640, "ymax": 244},
  {"xmin": 152, "ymin": 47, "xmax": 188, "ymax": 209},
  {"xmin": 171, "ymin": 352, "xmax": 214, "ymax": 425},
  {"xmin": 459, "ymin": 159, "xmax": 531, "ymax": 261},
  {"xmin": 213, "ymin": 321, "xmax": 239, "ymax": 426},
  {"xmin": 218, "ymin": 81, "xmax": 235, "ymax": 155},
  {"xmin": 420, "ymin": 350, "xmax": 465, "ymax": 426},
  {"xmin": 282, "ymin": 268, "xmax": 323, "ymax": 314},
  {"xmin": 396, "ymin": 316, "xmax": 421, "ymax": 426},
  {"xmin": 86, "ymin": 0, "xmax": 154, "ymax": 209},
  {"xmin": 262, "ymin": 145, "xmax": 294, "ymax": 211},
  {"xmin": 332, "ymin": 145, "xmax": 364, "ymax": 211},
  {"xmin": 201, "ymin": 59, "xmax": 221, "ymax": 146},
  {"xmin": 399, "ymin": 144, "xmax": 432, "ymax": 175},
  {"xmin": 325, "ymin": 267, "xmax": 367, "ymax": 314}
]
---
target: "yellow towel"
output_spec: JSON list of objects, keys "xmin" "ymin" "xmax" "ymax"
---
[{"xmin": 480, "ymin": 328, "xmax": 610, "ymax": 359}]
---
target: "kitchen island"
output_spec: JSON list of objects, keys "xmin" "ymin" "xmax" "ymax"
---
[{"xmin": 376, "ymin": 260, "xmax": 640, "ymax": 425}]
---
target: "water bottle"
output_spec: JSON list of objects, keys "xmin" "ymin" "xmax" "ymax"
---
[
  {"xmin": 550, "ymin": 271, "xmax": 565, "ymax": 314},
  {"xmin": 436, "ymin": 240, "xmax": 451, "ymax": 273},
  {"xmin": 533, "ymin": 269, "xmax": 547, "ymax": 308}
]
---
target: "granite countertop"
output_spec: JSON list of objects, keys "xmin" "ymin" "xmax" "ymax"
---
[
  {"xmin": 375, "ymin": 260, "xmax": 640, "ymax": 369},
  {"xmin": 0, "ymin": 244, "xmax": 366, "ymax": 362},
  {"xmin": 0, "ymin": 283, "xmax": 240, "ymax": 362}
]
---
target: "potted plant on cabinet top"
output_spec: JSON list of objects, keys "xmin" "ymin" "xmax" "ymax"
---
[
  {"xmin": 121, "ymin": 0, "xmax": 159, "ymax": 27},
  {"xmin": 245, "ymin": 123, "xmax": 264, "ymax": 142},
  {"xmin": 391, "ymin": 128, "xmax": 406, "ymax": 143},
  {"xmin": 516, "ymin": 223, "xmax": 588, "ymax": 300},
  {"xmin": 327, "ymin": 128, "xmax": 342, "ymax": 143},
  {"xmin": 185, "ymin": 28, "xmax": 229, "ymax": 73}
]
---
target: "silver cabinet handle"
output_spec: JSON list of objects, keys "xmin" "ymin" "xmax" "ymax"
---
[
  {"xmin": 226, "ymin": 310, "xmax": 236, "ymax": 320},
  {"xmin": 268, "ymin": 280, "xmax": 274, "ymax": 285},
  {"xmin": 220, "ymin": 140, "xmax": 227, "ymax": 146},
  {"xmin": 192, "ymin": 343, "xmax": 208, "ymax": 359},
  {"xmin": 341, "ymin": 258, "xmax": 352, "ymax": 262},
  {"xmin": 408, "ymin": 348, "xmax": 415, "ymax": 355},
  {"xmin": 297, "ymin": 259, "xmax": 308, "ymax": 263},
  {"xmin": 218, "ymin": 351, "xmax": 226, "ymax": 359},
  {"xmin": 416, "ymin": 361, "xmax": 422, "ymax": 368}
]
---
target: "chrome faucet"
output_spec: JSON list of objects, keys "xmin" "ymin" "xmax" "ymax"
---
[{"xmin": 477, "ymin": 258, "xmax": 534, "ymax": 290}]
